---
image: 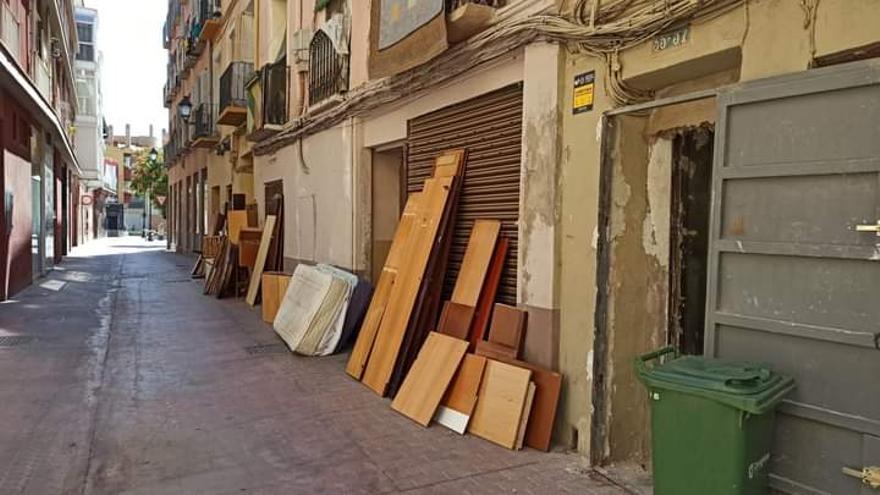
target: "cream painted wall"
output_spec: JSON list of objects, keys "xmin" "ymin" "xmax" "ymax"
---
[{"xmin": 253, "ymin": 122, "xmax": 355, "ymax": 269}]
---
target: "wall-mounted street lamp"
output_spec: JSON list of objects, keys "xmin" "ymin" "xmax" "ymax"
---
[
  {"xmin": 178, "ymin": 95, "xmax": 193, "ymax": 122},
  {"xmin": 148, "ymin": 147, "xmax": 159, "ymax": 162}
]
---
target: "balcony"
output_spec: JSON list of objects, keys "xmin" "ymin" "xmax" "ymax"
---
[
  {"xmin": 247, "ymin": 61, "xmax": 289, "ymax": 142},
  {"xmin": 446, "ymin": 0, "xmax": 504, "ymax": 44},
  {"xmin": 218, "ymin": 61, "xmax": 253, "ymax": 126},
  {"xmin": 192, "ymin": 104, "xmax": 219, "ymax": 148},
  {"xmin": 199, "ymin": 0, "xmax": 223, "ymax": 43}
]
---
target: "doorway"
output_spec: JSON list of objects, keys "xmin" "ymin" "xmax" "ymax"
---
[
  {"xmin": 668, "ymin": 127, "xmax": 714, "ymax": 355},
  {"xmin": 370, "ymin": 146, "xmax": 404, "ymax": 282}
]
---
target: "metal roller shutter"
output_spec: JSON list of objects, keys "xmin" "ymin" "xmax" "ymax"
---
[{"xmin": 406, "ymin": 83, "xmax": 523, "ymax": 304}]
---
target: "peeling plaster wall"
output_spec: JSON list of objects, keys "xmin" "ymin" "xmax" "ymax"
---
[
  {"xmin": 604, "ymin": 124, "xmax": 672, "ymax": 464},
  {"xmin": 518, "ymin": 42, "xmax": 562, "ymax": 370},
  {"xmin": 558, "ymin": 56, "xmax": 608, "ymax": 453}
]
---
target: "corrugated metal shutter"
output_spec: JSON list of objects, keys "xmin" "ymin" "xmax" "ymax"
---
[{"xmin": 406, "ymin": 83, "xmax": 522, "ymax": 304}]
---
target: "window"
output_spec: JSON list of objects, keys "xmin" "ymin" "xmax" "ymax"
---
[
  {"xmin": 308, "ymin": 30, "xmax": 346, "ymax": 104},
  {"xmin": 76, "ymin": 21, "xmax": 95, "ymax": 61}
]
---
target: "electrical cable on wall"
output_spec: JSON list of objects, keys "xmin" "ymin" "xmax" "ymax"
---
[{"xmin": 255, "ymin": 0, "xmax": 750, "ymax": 156}]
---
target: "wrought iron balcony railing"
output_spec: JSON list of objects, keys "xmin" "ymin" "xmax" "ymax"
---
[
  {"xmin": 262, "ymin": 61, "xmax": 288, "ymax": 126},
  {"xmin": 219, "ymin": 61, "xmax": 253, "ymax": 125},
  {"xmin": 192, "ymin": 104, "xmax": 219, "ymax": 147}
]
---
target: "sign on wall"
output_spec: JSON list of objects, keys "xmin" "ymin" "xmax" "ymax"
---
[{"xmin": 573, "ymin": 71, "xmax": 596, "ymax": 114}]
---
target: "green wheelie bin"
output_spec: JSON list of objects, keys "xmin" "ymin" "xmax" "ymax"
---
[{"xmin": 636, "ymin": 347, "xmax": 795, "ymax": 495}]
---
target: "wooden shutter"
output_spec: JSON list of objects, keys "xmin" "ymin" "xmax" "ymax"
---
[{"xmin": 406, "ymin": 83, "xmax": 523, "ymax": 304}]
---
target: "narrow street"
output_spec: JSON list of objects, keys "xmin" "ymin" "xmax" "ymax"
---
[{"xmin": 0, "ymin": 238, "xmax": 623, "ymax": 495}]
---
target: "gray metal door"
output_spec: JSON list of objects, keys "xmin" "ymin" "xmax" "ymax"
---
[{"xmin": 706, "ymin": 60, "xmax": 880, "ymax": 494}]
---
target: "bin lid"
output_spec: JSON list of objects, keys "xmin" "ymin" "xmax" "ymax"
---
[{"xmin": 637, "ymin": 355, "xmax": 795, "ymax": 414}]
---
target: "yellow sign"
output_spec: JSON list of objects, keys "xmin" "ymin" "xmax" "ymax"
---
[{"xmin": 573, "ymin": 71, "xmax": 595, "ymax": 114}]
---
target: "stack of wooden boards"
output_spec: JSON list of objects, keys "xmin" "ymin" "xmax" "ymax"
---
[
  {"xmin": 345, "ymin": 149, "xmax": 562, "ymax": 452},
  {"xmin": 390, "ymin": 264, "xmax": 561, "ymax": 451},
  {"xmin": 346, "ymin": 150, "xmax": 466, "ymax": 396}
]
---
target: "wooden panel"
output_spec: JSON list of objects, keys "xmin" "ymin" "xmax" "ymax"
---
[
  {"xmin": 474, "ymin": 340, "xmax": 518, "ymax": 361},
  {"xmin": 488, "ymin": 303, "xmax": 527, "ymax": 352},
  {"xmin": 515, "ymin": 382, "xmax": 537, "ymax": 450},
  {"xmin": 469, "ymin": 238, "xmax": 509, "ymax": 351},
  {"xmin": 391, "ymin": 332, "xmax": 468, "ymax": 427},
  {"xmin": 261, "ymin": 272, "xmax": 291, "ymax": 323},
  {"xmin": 246, "ymin": 215, "xmax": 277, "ymax": 306},
  {"xmin": 361, "ymin": 176, "xmax": 455, "ymax": 395},
  {"xmin": 439, "ymin": 354, "xmax": 486, "ymax": 423},
  {"xmin": 433, "ymin": 149, "xmax": 467, "ymax": 178},
  {"xmin": 345, "ymin": 194, "xmax": 422, "ymax": 379},
  {"xmin": 480, "ymin": 355, "xmax": 563, "ymax": 452},
  {"xmin": 227, "ymin": 210, "xmax": 248, "ymax": 244},
  {"xmin": 238, "ymin": 240, "xmax": 260, "ymax": 268},
  {"xmin": 450, "ymin": 220, "xmax": 500, "ymax": 306},
  {"xmin": 437, "ymin": 301, "xmax": 475, "ymax": 340},
  {"xmin": 468, "ymin": 359, "xmax": 532, "ymax": 449}
]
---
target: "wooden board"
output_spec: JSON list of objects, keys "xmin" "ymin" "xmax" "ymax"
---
[
  {"xmin": 345, "ymin": 194, "xmax": 422, "ymax": 379},
  {"xmin": 361, "ymin": 176, "xmax": 455, "ymax": 395},
  {"xmin": 474, "ymin": 340, "xmax": 518, "ymax": 361},
  {"xmin": 469, "ymin": 238, "xmax": 509, "ymax": 351},
  {"xmin": 435, "ymin": 354, "xmax": 486, "ymax": 433},
  {"xmin": 450, "ymin": 220, "xmax": 500, "ymax": 307},
  {"xmin": 227, "ymin": 211, "xmax": 248, "ymax": 245},
  {"xmin": 261, "ymin": 271, "xmax": 291, "ymax": 323},
  {"xmin": 468, "ymin": 359, "xmax": 532, "ymax": 449},
  {"xmin": 437, "ymin": 301, "xmax": 475, "ymax": 340},
  {"xmin": 246, "ymin": 215, "xmax": 277, "ymax": 306},
  {"xmin": 515, "ymin": 382, "xmax": 536, "ymax": 450},
  {"xmin": 488, "ymin": 303, "xmax": 527, "ymax": 352},
  {"xmin": 479, "ymin": 355, "xmax": 563, "ymax": 452},
  {"xmin": 390, "ymin": 332, "xmax": 468, "ymax": 427},
  {"xmin": 386, "ymin": 157, "xmax": 465, "ymax": 397},
  {"xmin": 433, "ymin": 149, "xmax": 467, "ymax": 178}
]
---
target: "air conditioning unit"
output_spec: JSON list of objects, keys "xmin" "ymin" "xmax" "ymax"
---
[{"xmin": 291, "ymin": 28, "xmax": 313, "ymax": 72}]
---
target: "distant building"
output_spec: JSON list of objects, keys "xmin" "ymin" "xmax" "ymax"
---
[
  {"xmin": 104, "ymin": 124, "xmax": 161, "ymax": 235},
  {"xmin": 73, "ymin": 4, "xmax": 110, "ymax": 242}
]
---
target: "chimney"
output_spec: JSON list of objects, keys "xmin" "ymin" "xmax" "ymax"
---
[
  {"xmin": 125, "ymin": 124, "xmax": 131, "ymax": 147},
  {"xmin": 149, "ymin": 124, "xmax": 154, "ymax": 138}
]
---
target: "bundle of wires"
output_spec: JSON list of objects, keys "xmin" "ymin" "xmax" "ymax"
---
[{"xmin": 255, "ymin": 0, "xmax": 749, "ymax": 155}]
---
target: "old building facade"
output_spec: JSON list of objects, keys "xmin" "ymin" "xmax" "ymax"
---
[
  {"xmin": 0, "ymin": 0, "xmax": 82, "ymax": 298},
  {"xmin": 163, "ymin": 1, "xmax": 880, "ymax": 492}
]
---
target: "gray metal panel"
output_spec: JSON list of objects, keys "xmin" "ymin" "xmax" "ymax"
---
[{"xmin": 706, "ymin": 60, "xmax": 880, "ymax": 494}]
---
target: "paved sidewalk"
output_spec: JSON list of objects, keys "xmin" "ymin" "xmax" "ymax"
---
[{"xmin": 0, "ymin": 237, "xmax": 626, "ymax": 494}]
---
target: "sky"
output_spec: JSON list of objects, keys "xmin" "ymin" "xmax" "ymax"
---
[{"xmin": 85, "ymin": 0, "xmax": 167, "ymax": 142}]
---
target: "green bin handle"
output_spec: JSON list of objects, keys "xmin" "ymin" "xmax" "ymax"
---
[{"xmin": 635, "ymin": 346, "xmax": 679, "ymax": 379}]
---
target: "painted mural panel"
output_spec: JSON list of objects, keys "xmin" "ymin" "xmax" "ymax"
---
[{"xmin": 378, "ymin": 0, "xmax": 444, "ymax": 50}]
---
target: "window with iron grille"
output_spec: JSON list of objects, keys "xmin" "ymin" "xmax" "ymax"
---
[{"xmin": 308, "ymin": 30, "xmax": 346, "ymax": 105}]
